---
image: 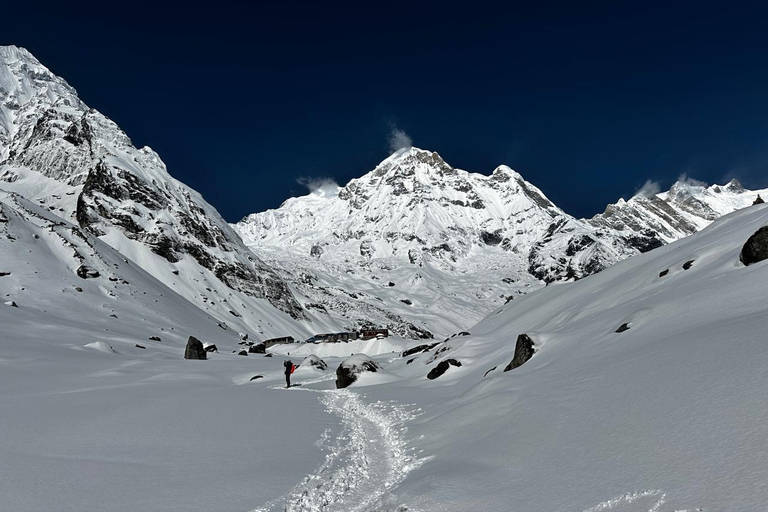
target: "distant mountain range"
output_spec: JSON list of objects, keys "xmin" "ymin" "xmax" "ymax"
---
[{"xmin": 2, "ymin": 45, "xmax": 765, "ymax": 340}]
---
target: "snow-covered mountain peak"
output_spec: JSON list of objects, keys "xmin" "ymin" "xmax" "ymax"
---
[{"xmin": 1, "ymin": 46, "xmax": 311, "ymax": 332}]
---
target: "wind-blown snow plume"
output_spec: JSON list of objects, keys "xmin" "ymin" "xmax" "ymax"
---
[
  {"xmin": 676, "ymin": 173, "xmax": 707, "ymax": 188},
  {"xmin": 634, "ymin": 179, "xmax": 661, "ymax": 198},
  {"xmin": 296, "ymin": 176, "xmax": 339, "ymax": 195},
  {"xmin": 388, "ymin": 126, "xmax": 413, "ymax": 153}
]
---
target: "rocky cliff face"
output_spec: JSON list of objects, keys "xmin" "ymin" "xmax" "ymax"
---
[{"xmin": 0, "ymin": 45, "xmax": 306, "ymax": 334}]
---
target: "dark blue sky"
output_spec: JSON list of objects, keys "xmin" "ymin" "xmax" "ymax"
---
[{"xmin": 5, "ymin": 0, "xmax": 768, "ymax": 221}]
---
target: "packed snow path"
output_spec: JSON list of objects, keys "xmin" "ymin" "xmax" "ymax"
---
[{"xmin": 253, "ymin": 387, "xmax": 426, "ymax": 512}]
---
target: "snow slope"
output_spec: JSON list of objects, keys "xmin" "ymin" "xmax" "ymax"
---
[{"xmin": 351, "ymin": 201, "xmax": 768, "ymax": 511}]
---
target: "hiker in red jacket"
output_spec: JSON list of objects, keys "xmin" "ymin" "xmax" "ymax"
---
[{"xmin": 284, "ymin": 359, "xmax": 294, "ymax": 388}]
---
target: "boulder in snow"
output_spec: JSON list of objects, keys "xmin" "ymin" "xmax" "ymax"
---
[
  {"xmin": 402, "ymin": 343, "xmax": 439, "ymax": 358},
  {"xmin": 615, "ymin": 323, "xmax": 630, "ymax": 333},
  {"xmin": 503, "ymin": 334, "xmax": 536, "ymax": 372},
  {"xmin": 249, "ymin": 375, "xmax": 264, "ymax": 381},
  {"xmin": 76, "ymin": 265, "xmax": 100, "ymax": 279},
  {"xmin": 184, "ymin": 336, "xmax": 207, "ymax": 360},
  {"xmin": 427, "ymin": 358, "xmax": 462, "ymax": 380},
  {"xmin": 135, "ymin": 344, "xmax": 146, "ymax": 349},
  {"xmin": 236, "ymin": 350, "xmax": 248, "ymax": 356},
  {"xmin": 740, "ymin": 226, "xmax": 768, "ymax": 266},
  {"xmin": 4, "ymin": 300, "xmax": 18, "ymax": 308},
  {"xmin": 683, "ymin": 260, "xmax": 695, "ymax": 270},
  {"xmin": 249, "ymin": 343, "xmax": 266, "ymax": 354},
  {"xmin": 302, "ymin": 354, "xmax": 328, "ymax": 371},
  {"xmin": 336, "ymin": 354, "xmax": 381, "ymax": 388},
  {"xmin": 148, "ymin": 336, "xmax": 162, "ymax": 342},
  {"xmin": 204, "ymin": 343, "xmax": 218, "ymax": 353},
  {"xmin": 754, "ymin": 194, "xmax": 765, "ymax": 205},
  {"xmin": 659, "ymin": 269, "xmax": 669, "ymax": 277}
]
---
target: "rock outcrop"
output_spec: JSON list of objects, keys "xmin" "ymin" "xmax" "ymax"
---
[
  {"xmin": 336, "ymin": 354, "xmax": 380, "ymax": 388},
  {"xmin": 503, "ymin": 334, "xmax": 536, "ymax": 372},
  {"xmin": 184, "ymin": 336, "xmax": 207, "ymax": 360},
  {"xmin": 426, "ymin": 358, "xmax": 462, "ymax": 380}
]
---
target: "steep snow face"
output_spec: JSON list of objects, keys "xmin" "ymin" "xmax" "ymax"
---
[{"xmin": 0, "ymin": 45, "xmax": 310, "ymax": 334}]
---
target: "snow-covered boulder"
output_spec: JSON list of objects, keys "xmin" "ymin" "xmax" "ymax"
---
[
  {"xmin": 335, "ymin": 354, "xmax": 380, "ymax": 388},
  {"xmin": 84, "ymin": 341, "xmax": 115, "ymax": 353},
  {"xmin": 184, "ymin": 336, "xmax": 206, "ymax": 360},
  {"xmin": 740, "ymin": 226, "xmax": 768, "ymax": 266},
  {"xmin": 503, "ymin": 334, "xmax": 536, "ymax": 371},
  {"xmin": 302, "ymin": 354, "xmax": 328, "ymax": 371}
]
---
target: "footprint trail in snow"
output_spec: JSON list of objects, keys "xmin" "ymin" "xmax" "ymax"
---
[{"xmin": 253, "ymin": 387, "xmax": 428, "ymax": 512}]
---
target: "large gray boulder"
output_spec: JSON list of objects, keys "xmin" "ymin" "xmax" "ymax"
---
[
  {"xmin": 184, "ymin": 336, "xmax": 207, "ymax": 360},
  {"xmin": 740, "ymin": 226, "xmax": 768, "ymax": 266},
  {"xmin": 503, "ymin": 334, "xmax": 536, "ymax": 372},
  {"xmin": 336, "ymin": 354, "xmax": 380, "ymax": 388}
]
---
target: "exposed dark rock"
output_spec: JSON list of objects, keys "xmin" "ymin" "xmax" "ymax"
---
[
  {"xmin": 4, "ymin": 301, "xmax": 18, "ymax": 308},
  {"xmin": 249, "ymin": 343, "xmax": 266, "ymax": 354},
  {"xmin": 239, "ymin": 332, "xmax": 249, "ymax": 341},
  {"xmin": 237, "ymin": 350, "xmax": 248, "ymax": 356},
  {"xmin": 264, "ymin": 353, "xmax": 273, "ymax": 358},
  {"xmin": 659, "ymin": 269, "xmax": 669, "ymax": 277},
  {"xmin": 109, "ymin": 314, "xmax": 118, "ymax": 318},
  {"xmin": 310, "ymin": 244, "xmax": 323, "ymax": 258},
  {"xmin": 184, "ymin": 336, "xmax": 207, "ymax": 360},
  {"xmin": 76, "ymin": 265, "xmax": 100, "ymax": 279},
  {"xmin": 204, "ymin": 344, "xmax": 218, "ymax": 353},
  {"xmin": 0, "ymin": 272, "xmax": 10, "ymax": 277},
  {"xmin": 400, "ymin": 298, "xmax": 412, "ymax": 305},
  {"xmin": 229, "ymin": 310, "xmax": 241, "ymax": 317},
  {"xmin": 682, "ymin": 260, "xmax": 695, "ymax": 270},
  {"xmin": 336, "ymin": 354, "xmax": 381, "ymax": 388},
  {"xmin": 754, "ymin": 194, "xmax": 765, "ymax": 205},
  {"xmin": 615, "ymin": 323, "xmax": 630, "ymax": 333},
  {"xmin": 481, "ymin": 230, "xmax": 503, "ymax": 246},
  {"xmin": 148, "ymin": 336, "xmax": 162, "ymax": 341},
  {"xmin": 135, "ymin": 344, "xmax": 146, "ymax": 349},
  {"xmin": 740, "ymin": 226, "xmax": 768, "ymax": 266},
  {"xmin": 406, "ymin": 358, "xmax": 415, "ymax": 364},
  {"xmin": 458, "ymin": 331, "xmax": 470, "ymax": 336},
  {"xmin": 388, "ymin": 282, "xmax": 395, "ymax": 287},
  {"xmin": 248, "ymin": 344, "xmax": 266, "ymax": 354},
  {"xmin": 402, "ymin": 343, "xmax": 440, "ymax": 358},
  {"xmin": 427, "ymin": 358, "xmax": 462, "ymax": 380},
  {"xmin": 249, "ymin": 375, "xmax": 264, "ymax": 381},
  {"xmin": 503, "ymin": 334, "xmax": 536, "ymax": 372},
  {"xmin": 484, "ymin": 366, "xmax": 497, "ymax": 377},
  {"xmin": 75, "ymin": 287, "xmax": 83, "ymax": 292},
  {"xmin": 172, "ymin": 270, "xmax": 180, "ymax": 275}
]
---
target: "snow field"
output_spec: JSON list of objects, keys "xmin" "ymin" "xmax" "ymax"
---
[{"xmin": 253, "ymin": 387, "xmax": 428, "ymax": 512}]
